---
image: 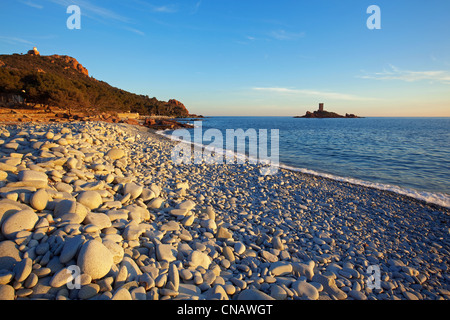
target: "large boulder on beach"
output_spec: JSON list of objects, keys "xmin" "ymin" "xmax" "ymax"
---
[
  {"xmin": 77, "ymin": 191, "xmax": 103, "ymax": 210},
  {"xmin": 106, "ymin": 148, "xmax": 125, "ymax": 160},
  {"xmin": 0, "ymin": 241, "xmax": 21, "ymax": 270},
  {"xmin": 77, "ymin": 240, "xmax": 114, "ymax": 280},
  {"xmin": 1, "ymin": 210, "xmax": 39, "ymax": 240}
]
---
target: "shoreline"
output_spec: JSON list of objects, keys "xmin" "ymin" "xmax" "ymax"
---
[
  {"xmin": 155, "ymin": 128, "xmax": 450, "ymax": 210},
  {"xmin": 0, "ymin": 121, "xmax": 449, "ymax": 301}
]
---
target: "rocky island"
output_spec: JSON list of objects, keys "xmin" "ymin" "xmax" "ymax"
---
[{"xmin": 295, "ymin": 104, "xmax": 362, "ymax": 118}]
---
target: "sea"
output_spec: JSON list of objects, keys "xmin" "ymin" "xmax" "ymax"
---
[{"xmin": 159, "ymin": 117, "xmax": 450, "ymax": 208}]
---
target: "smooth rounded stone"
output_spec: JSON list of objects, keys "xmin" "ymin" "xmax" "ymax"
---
[
  {"xmin": 170, "ymin": 209, "xmax": 188, "ymax": 218},
  {"xmin": 147, "ymin": 197, "xmax": 164, "ymax": 209},
  {"xmin": 177, "ymin": 200, "xmax": 196, "ymax": 211},
  {"xmin": 0, "ymin": 170, "xmax": 8, "ymax": 180},
  {"xmin": 272, "ymin": 236, "xmax": 284, "ymax": 250},
  {"xmin": 131, "ymin": 286, "xmax": 147, "ymax": 300},
  {"xmin": 234, "ymin": 242, "xmax": 246, "ymax": 255},
  {"xmin": 77, "ymin": 191, "xmax": 103, "ymax": 210},
  {"xmin": 270, "ymin": 284, "xmax": 287, "ymax": 300},
  {"xmin": 2, "ymin": 210, "xmax": 39, "ymax": 240},
  {"xmin": 156, "ymin": 244, "xmax": 177, "ymax": 263},
  {"xmin": 270, "ymin": 262, "xmax": 293, "ymax": 277},
  {"xmin": 0, "ymin": 240, "xmax": 21, "ymax": 270},
  {"xmin": 50, "ymin": 267, "xmax": 75, "ymax": 288},
  {"xmin": 24, "ymin": 272, "xmax": 39, "ymax": 288},
  {"xmin": 312, "ymin": 274, "xmax": 347, "ymax": 300},
  {"xmin": 106, "ymin": 209, "xmax": 128, "ymax": 221},
  {"xmin": 59, "ymin": 235, "xmax": 85, "ymax": 264},
  {"xmin": 207, "ymin": 284, "xmax": 228, "ymax": 300},
  {"xmin": 0, "ymin": 162, "xmax": 17, "ymax": 173},
  {"xmin": 168, "ymin": 263, "xmax": 180, "ymax": 292},
  {"xmin": 77, "ymin": 240, "xmax": 114, "ymax": 280},
  {"xmin": 78, "ymin": 283, "xmax": 100, "ymax": 300},
  {"xmin": 29, "ymin": 189, "xmax": 49, "ymax": 211},
  {"xmin": 123, "ymin": 183, "xmax": 143, "ymax": 200},
  {"xmin": 160, "ymin": 220, "xmax": 180, "ymax": 232},
  {"xmin": 216, "ymin": 227, "xmax": 233, "ymax": 240},
  {"xmin": 4, "ymin": 142, "xmax": 19, "ymax": 150},
  {"xmin": 237, "ymin": 288, "xmax": 275, "ymax": 301},
  {"xmin": 103, "ymin": 240, "xmax": 124, "ymax": 264},
  {"xmin": 182, "ymin": 214, "xmax": 195, "ymax": 227},
  {"xmin": 201, "ymin": 218, "xmax": 217, "ymax": 231},
  {"xmin": 55, "ymin": 182, "xmax": 73, "ymax": 194},
  {"xmin": 403, "ymin": 291, "xmax": 420, "ymax": 300},
  {"xmin": 206, "ymin": 206, "xmax": 216, "ymax": 220},
  {"xmin": 65, "ymin": 157, "xmax": 78, "ymax": 170},
  {"xmin": 83, "ymin": 212, "xmax": 112, "ymax": 230},
  {"xmin": 180, "ymin": 269, "xmax": 193, "ymax": 281},
  {"xmin": 53, "ymin": 199, "xmax": 77, "ymax": 217},
  {"xmin": 292, "ymin": 280, "xmax": 319, "ymax": 300},
  {"xmin": 139, "ymin": 189, "xmax": 155, "ymax": 202},
  {"xmin": 0, "ymin": 270, "xmax": 14, "ymax": 285},
  {"xmin": 18, "ymin": 170, "xmax": 48, "ymax": 182},
  {"xmin": 13, "ymin": 257, "xmax": 33, "ymax": 282},
  {"xmin": 293, "ymin": 261, "xmax": 315, "ymax": 281},
  {"xmin": 188, "ymin": 250, "xmax": 211, "ymax": 270},
  {"xmin": 178, "ymin": 283, "xmax": 203, "ymax": 299},
  {"xmin": 112, "ymin": 287, "xmax": 132, "ymax": 300},
  {"xmin": 122, "ymin": 223, "xmax": 145, "ymax": 241},
  {"xmin": 260, "ymin": 250, "xmax": 278, "ymax": 263},
  {"xmin": 149, "ymin": 184, "xmax": 161, "ymax": 198},
  {"xmin": 222, "ymin": 246, "xmax": 235, "ymax": 263},
  {"xmin": 106, "ymin": 148, "xmax": 125, "ymax": 160},
  {"xmin": 348, "ymin": 290, "xmax": 367, "ymax": 300},
  {"xmin": 0, "ymin": 285, "xmax": 15, "ymax": 300},
  {"xmin": 125, "ymin": 204, "xmax": 150, "ymax": 221}
]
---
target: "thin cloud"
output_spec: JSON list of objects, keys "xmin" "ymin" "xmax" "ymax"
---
[
  {"xmin": 269, "ymin": 30, "xmax": 305, "ymax": 41},
  {"xmin": 191, "ymin": 1, "xmax": 202, "ymax": 14},
  {"xmin": 45, "ymin": 0, "xmax": 145, "ymax": 35},
  {"xmin": 47, "ymin": 0, "xmax": 131, "ymax": 23},
  {"xmin": 122, "ymin": 26, "xmax": 145, "ymax": 36},
  {"xmin": 19, "ymin": 0, "xmax": 44, "ymax": 9},
  {"xmin": 253, "ymin": 87, "xmax": 376, "ymax": 101},
  {"xmin": 130, "ymin": 0, "xmax": 179, "ymax": 14},
  {"xmin": 359, "ymin": 65, "xmax": 450, "ymax": 84},
  {"xmin": 0, "ymin": 36, "xmax": 34, "ymax": 46}
]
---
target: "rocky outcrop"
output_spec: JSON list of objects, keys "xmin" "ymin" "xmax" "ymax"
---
[
  {"xmin": 49, "ymin": 55, "xmax": 89, "ymax": 76},
  {"xmin": 167, "ymin": 99, "xmax": 190, "ymax": 117},
  {"xmin": 295, "ymin": 104, "xmax": 362, "ymax": 118}
]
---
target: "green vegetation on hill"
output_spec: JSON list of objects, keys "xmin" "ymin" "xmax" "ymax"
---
[{"xmin": 0, "ymin": 53, "xmax": 190, "ymax": 117}]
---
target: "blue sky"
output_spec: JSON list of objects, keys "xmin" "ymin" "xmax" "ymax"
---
[{"xmin": 1, "ymin": 0, "xmax": 449, "ymax": 116}]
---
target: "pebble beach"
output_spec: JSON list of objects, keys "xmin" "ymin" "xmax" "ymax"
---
[{"xmin": 0, "ymin": 121, "xmax": 449, "ymax": 301}]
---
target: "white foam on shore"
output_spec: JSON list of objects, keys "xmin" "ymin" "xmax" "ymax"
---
[
  {"xmin": 278, "ymin": 164, "xmax": 450, "ymax": 209},
  {"xmin": 156, "ymin": 130, "xmax": 450, "ymax": 209}
]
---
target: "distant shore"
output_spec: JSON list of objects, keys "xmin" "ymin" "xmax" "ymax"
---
[{"xmin": 0, "ymin": 120, "xmax": 448, "ymax": 301}]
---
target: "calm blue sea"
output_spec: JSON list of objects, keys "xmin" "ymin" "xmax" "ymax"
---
[{"xmin": 164, "ymin": 117, "xmax": 450, "ymax": 208}]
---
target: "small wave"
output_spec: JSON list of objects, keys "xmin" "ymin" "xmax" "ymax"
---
[{"xmin": 278, "ymin": 164, "xmax": 450, "ymax": 209}]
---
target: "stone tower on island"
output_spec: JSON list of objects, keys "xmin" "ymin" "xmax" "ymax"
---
[{"xmin": 319, "ymin": 103, "xmax": 324, "ymax": 112}]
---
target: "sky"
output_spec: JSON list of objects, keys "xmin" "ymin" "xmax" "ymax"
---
[{"xmin": 1, "ymin": 0, "xmax": 450, "ymax": 117}]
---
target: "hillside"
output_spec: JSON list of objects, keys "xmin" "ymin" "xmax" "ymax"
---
[{"xmin": 0, "ymin": 49, "xmax": 190, "ymax": 117}]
